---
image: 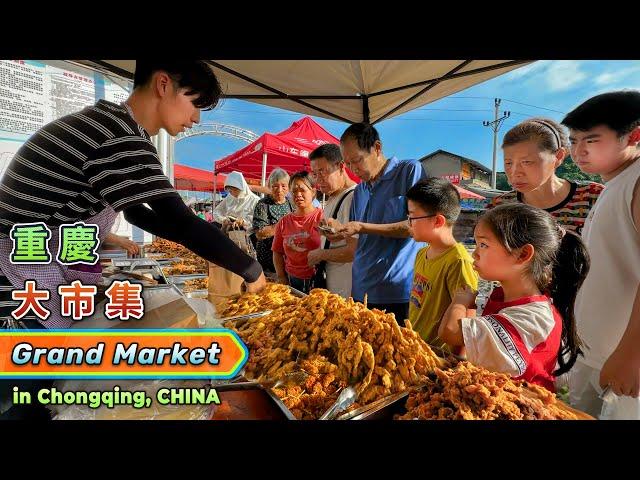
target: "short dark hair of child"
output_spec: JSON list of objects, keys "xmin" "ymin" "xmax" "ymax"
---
[
  {"xmin": 561, "ymin": 90, "xmax": 640, "ymax": 137},
  {"xmin": 406, "ymin": 178, "xmax": 461, "ymax": 225}
]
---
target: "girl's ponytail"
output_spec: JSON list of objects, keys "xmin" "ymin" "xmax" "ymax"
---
[{"xmin": 549, "ymin": 228, "xmax": 590, "ymax": 376}]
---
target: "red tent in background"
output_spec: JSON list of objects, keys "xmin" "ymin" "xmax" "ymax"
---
[
  {"xmin": 214, "ymin": 116, "xmax": 359, "ymax": 184},
  {"xmin": 454, "ymin": 184, "xmax": 485, "ymax": 200},
  {"xmin": 174, "ymin": 164, "xmax": 227, "ymax": 192}
]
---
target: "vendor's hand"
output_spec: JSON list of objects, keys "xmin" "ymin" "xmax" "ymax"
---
[
  {"xmin": 276, "ymin": 275, "xmax": 289, "ymax": 286},
  {"xmin": 110, "ymin": 235, "xmax": 139, "ymax": 256},
  {"xmin": 453, "ymin": 285, "xmax": 478, "ymax": 309},
  {"xmin": 244, "ymin": 272, "xmax": 267, "ymax": 294},
  {"xmin": 336, "ymin": 221, "xmax": 362, "ymax": 239},
  {"xmin": 600, "ymin": 346, "xmax": 640, "ymax": 397},
  {"xmin": 307, "ymin": 248, "xmax": 324, "ymax": 266}
]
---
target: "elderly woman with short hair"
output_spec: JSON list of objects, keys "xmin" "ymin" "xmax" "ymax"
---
[{"xmin": 252, "ymin": 168, "xmax": 294, "ymax": 275}]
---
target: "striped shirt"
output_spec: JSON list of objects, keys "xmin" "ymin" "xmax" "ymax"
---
[
  {"xmin": 0, "ymin": 99, "xmax": 178, "ymax": 238},
  {"xmin": 489, "ymin": 181, "xmax": 604, "ymax": 234}
]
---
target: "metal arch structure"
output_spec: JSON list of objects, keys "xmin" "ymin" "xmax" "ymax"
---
[
  {"xmin": 174, "ymin": 123, "xmax": 259, "ymax": 143},
  {"xmin": 171, "ymin": 123, "xmax": 259, "ymax": 196}
]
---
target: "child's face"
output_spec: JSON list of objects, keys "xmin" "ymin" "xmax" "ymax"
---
[
  {"xmin": 569, "ymin": 125, "xmax": 631, "ymax": 179},
  {"xmin": 503, "ymin": 140, "xmax": 563, "ymax": 193},
  {"xmin": 407, "ymin": 200, "xmax": 437, "ymax": 242},
  {"xmin": 472, "ymin": 220, "xmax": 521, "ymax": 281}
]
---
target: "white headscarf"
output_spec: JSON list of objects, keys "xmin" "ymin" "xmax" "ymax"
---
[{"xmin": 212, "ymin": 171, "xmax": 260, "ymax": 227}]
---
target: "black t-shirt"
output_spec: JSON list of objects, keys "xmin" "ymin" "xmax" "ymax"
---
[{"xmin": 0, "ymin": 99, "xmax": 178, "ymax": 238}]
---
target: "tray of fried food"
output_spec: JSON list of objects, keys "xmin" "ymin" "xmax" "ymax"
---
[
  {"xmin": 209, "ymin": 381, "xmax": 297, "ymax": 420},
  {"xmin": 230, "ymin": 288, "xmax": 446, "ymax": 413},
  {"xmin": 216, "ymin": 282, "xmax": 301, "ymax": 319},
  {"xmin": 182, "ymin": 279, "xmax": 209, "ymax": 298},
  {"xmin": 162, "ymin": 262, "xmax": 203, "ymax": 277},
  {"xmin": 266, "ymin": 355, "xmax": 359, "ymax": 420},
  {"xmin": 147, "ymin": 238, "xmax": 208, "ymax": 271},
  {"xmin": 394, "ymin": 361, "xmax": 593, "ymax": 420},
  {"xmin": 337, "ymin": 389, "xmax": 411, "ymax": 420}
]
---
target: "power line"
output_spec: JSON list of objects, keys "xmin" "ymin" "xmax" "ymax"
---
[
  {"xmin": 388, "ymin": 118, "xmax": 483, "ymax": 122},
  {"xmin": 449, "ymin": 95, "xmax": 566, "ymax": 115},
  {"xmin": 501, "ymin": 98, "xmax": 566, "ymax": 114},
  {"xmin": 413, "ymin": 107, "xmax": 492, "ymax": 112}
]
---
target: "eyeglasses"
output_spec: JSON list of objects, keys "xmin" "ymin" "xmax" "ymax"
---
[
  {"xmin": 407, "ymin": 214, "xmax": 437, "ymax": 226},
  {"xmin": 310, "ymin": 165, "xmax": 339, "ymax": 179}
]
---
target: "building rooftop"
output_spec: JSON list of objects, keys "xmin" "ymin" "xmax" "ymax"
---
[{"xmin": 419, "ymin": 149, "xmax": 492, "ymax": 174}]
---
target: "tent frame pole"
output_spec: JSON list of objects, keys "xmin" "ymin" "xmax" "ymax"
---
[
  {"xmin": 213, "ymin": 162, "xmax": 218, "ymax": 206},
  {"xmin": 261, "ymin": 153, "xmax": 268, "ymax": 187}
]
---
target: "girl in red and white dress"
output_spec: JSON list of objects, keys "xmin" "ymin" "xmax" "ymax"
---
[{"xmin": 438, "ymin": 203, "xmax": 590, "ymax": 392}]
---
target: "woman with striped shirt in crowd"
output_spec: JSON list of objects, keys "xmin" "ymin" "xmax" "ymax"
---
[{"xmin": 490, "ymin": 118, "xmax": 603, "ymax": 234}]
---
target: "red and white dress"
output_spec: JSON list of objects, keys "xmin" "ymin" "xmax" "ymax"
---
[{"xmin": 461, "ymin": 287, "xmax": 561, "ymax": 392}]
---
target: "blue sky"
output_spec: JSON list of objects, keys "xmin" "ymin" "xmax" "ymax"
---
[{"xmin": 175, "ymin": 60, "xmax": 640, "ymax": 174}]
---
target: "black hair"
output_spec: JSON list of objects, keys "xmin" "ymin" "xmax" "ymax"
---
[
  {"xmin": 309, "ymin": 143, "xmax": 343, "ymax": 165},
  {"xmin": 405, "ymin": 178, "xmax": 461, "ymax": 224},
  {"xmin": 479, "ymin": 203, "xmax": 590, "ymax": 376},
  {"xmin": 562, "ymin": 90, "xmax": 640, "ymax": 137},
  {"xmin": 133, "ymin": 60, "xmax": 222, "ymax": 110},
  {"xmin": 340, "ymin": 122, "xmax": 380, "ymax": 151},
  {"xmin": 289, "ymin": 170, "xmax": 315, "ymax": 190},
  {"xmin": 502, "ymin": 117, "xmax": 569, "ymax": 153}
]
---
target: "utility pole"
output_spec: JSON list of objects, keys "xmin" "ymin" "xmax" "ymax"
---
[{"xmin": 483, "ymin": 98, "xmax": 510, "ymax": 189}]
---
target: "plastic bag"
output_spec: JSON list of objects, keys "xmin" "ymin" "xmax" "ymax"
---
[
  {"xmin": 51, "ymin": 379, "xmax": 213, "ymax": 420},
  {"xmin": 184, "ymin": 297, "xmax": 219, "ymax": 328}
]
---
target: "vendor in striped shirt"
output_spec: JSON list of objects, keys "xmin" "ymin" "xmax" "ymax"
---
[
  {"xmin": 0, "ymin": 60, "xmax": 266, "ymax": 331},
  {"xmin": 489, "ymin": 117, "xmax": 603, "ymax": 234}
]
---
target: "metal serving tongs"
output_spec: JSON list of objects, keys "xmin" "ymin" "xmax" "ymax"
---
[
  {"xmin": 319, "ymin": 386, "xmax": 358, "ymax": 420},
  {"xmin": 213, "ymin": 370, "xmax": 310, "ymax": 392}
]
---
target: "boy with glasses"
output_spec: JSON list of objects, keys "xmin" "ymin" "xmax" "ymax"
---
[{"xmin": 406, "ymin": 178, "xmax": 478, "ymax": 348}]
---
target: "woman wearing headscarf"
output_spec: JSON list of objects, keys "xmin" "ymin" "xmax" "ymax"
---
[{"xmin": 212, "ymin": 171, "xmax": 260, "ymax": 231}]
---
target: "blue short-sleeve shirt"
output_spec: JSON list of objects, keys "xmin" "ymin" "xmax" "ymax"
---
[{"xmin": 350, "ymin": 157, "xmax": 428, "ymax": 303}]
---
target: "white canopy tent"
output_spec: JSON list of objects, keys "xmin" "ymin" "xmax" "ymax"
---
[{"xmin": 74, "ymin": 60, "xmax": 531, "ymax": 124}]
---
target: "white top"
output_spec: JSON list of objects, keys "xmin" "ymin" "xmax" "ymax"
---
[
  {"xmin": 212, "ymin": 171, "xmax": 260, "ymax": 228},
  {"xmin": 574, "ymin": 158, "xmax": 640, "ymax": 369},
  {"xmin": 462, "ymin": 300, "xmax": 556, "ymax": 377},
  {"xmin": 321, "ymin": 186, "xmax": 356, "ymax": 299}
]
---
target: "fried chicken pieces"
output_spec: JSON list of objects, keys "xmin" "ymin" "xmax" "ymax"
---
[
  {"xmin": 146, "ymin": 238, "xmax": 208, "ymax": 273},
  {"xmin": 271, "ymin": 355, "xmax": 351, "ymax": 420},
  {"xmin": 228, "ymin": 288, "xmax": 445, "ymax": 409},
  {"xmin": 183, "ymin": 278, "xmax": 208, "ymax": 292},
  {"xmin": 396, "ymin": 361, "xmax": 578, "ymax": 420},
  {"xmin": 216, "ymin": 283, "xmax": 299, "ymax": 318}
]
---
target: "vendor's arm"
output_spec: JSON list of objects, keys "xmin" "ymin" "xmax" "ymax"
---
[
  {"xmin": 125, "ymin": 195, "xmax": 264, "ymax": 285},
  {"xmin": 103, "ymin": 232, "xmax": 139, "ymax": 256}
]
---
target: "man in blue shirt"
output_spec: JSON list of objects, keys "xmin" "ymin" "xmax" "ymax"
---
[{"xmin": 330, "ymin": 123, "xmax": 428, "ymax": 324}]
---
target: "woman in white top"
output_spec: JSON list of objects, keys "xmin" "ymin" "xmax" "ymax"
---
[{"xmin": 213, "ymin": 171, "xmax": 260, "ymax": 231}]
